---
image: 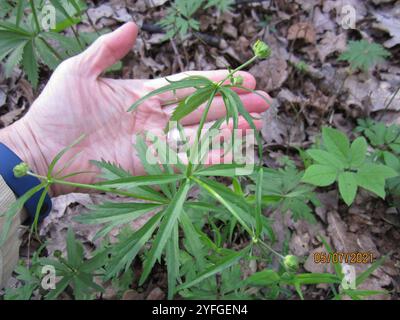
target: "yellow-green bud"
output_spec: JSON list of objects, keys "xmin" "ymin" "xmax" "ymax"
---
[
  {"xmin": 232, "ymin": 75, "xmax": 244, "ymax": 86},
  {"xmin": 252, "ymin": 40, "xmax": 271, "ymax": 59},
  {"xmin": 283, "ymin": 255, "xmax": 299, "ymax": 272},
  {"xmin": 13, "ymin": 162, "xmax": 29, "ymax": 178}
]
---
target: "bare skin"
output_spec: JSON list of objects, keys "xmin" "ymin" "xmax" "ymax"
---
[{"xmin": 0, "ymin": 22, "xmax": 270, "ymax": 195}]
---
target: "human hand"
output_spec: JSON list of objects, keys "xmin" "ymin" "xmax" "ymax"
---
[{"xmin": 0, "ymin": 22, "xmax": 270, "ymax": 195}]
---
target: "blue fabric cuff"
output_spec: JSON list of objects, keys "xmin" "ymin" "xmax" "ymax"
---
[{"xmin": 0, "ymin": 142, "xmax": 52, "ymax": 223}]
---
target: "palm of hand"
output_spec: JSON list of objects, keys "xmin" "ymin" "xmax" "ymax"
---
[{"xmin": 14, "ymin": 22, "xmax": 269, "ymax": 194}]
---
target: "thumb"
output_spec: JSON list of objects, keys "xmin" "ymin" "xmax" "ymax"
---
[{"xmin": 77, "ymin": 22, "xmax": 138, "ymax": 77}]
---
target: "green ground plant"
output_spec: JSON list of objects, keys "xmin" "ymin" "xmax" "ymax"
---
[
  {"xmin": 1, "ymin": 35, "xmax": 397, "ymax": 300},
  {"xmin": 159, "ymin": 0, "xmax": 235, "ymax": 39},
  {"xmin": 0, "ymin": 0, "xmax": 108, "ymax": 88}
]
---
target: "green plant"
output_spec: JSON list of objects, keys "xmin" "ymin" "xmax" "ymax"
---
[
  {"xmin": 1, "ymin": 38, "xmax": 391, "ymax": 301},
  {"xmin": 249, "ymin": 161, "xmax": 320, "ymax": 223},
  {"xmin": 0, "ymin": 0, "xmax": 108, "ymax": 88},
  {"xmin": 355, "ymin": 119, "xmax": 400, "ymax": 204},
  {"xmin": 338, "ymin": 40, "xmax": 390, "ymax": 73},
  {"xmin": 159, "ymin": 0, "xmax": 234, "ymax": 39},
  {"xmin": 302, "ymin": 127, "xmax": 397, "ymax": 205}
]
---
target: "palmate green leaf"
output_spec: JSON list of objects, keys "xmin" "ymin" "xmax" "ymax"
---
[
  {"xmin": 322, "ymin": 127, "xmax": 350, "ymax": 162},
  {"xmin": 349, "ymin": 137, "xmax": 367, "ymax": 168},
  {"xmin": 301, "ymin": 164, "xmax": 337, "ymax": 186},
  {"xmin": 191, "ymin": 176, "xmax": 253, "ymax": 235},
  {"xmin": 0, "ymin": 31, "xmax": 28, "ymax": 61},
  {"xmin": 95, "ymin": 174, "xmax": 184, "ymax": 189},
  {"xmin": 338, "ymin": 40, "xmax": 390, "ymax": 72},
  {"xmin": 139, "ymin": 180, "xmax": 191, "ymax": 285},
  {"xmin": 356, "ymin": 163, "xmax": 397, "ymax": 198},
  {"xmin": 177, "ymin": 248, "xmax": 247, "ymax": 291},
  {"xmin": 128, "ymin": 76, "xmax": 213, "ymax": 112},
  {"xmin": 281, "ymin": 197, "xmax": 316, "ymax": 223},
  {"xmin": 105, "ymin": 211, "xmax": 163, "ymax": 279},
  {"xmin": 74, "ymin": 202, "xmax": 162, "ymax": 225},
  {"xmin": 4, "ymin": 40, "xmax": 26, "ymax": 77},
  {"xmin": 0, "ymin": 22, "xmax": 32, "ymax": 36},
  {"xmin": 171, "ymin": 85, "xmax": 215, "ymax": 122},
  {"xmin": 338, "ymin": 172, "xmax": 358, "ymax": 205},
  {"xmin": 91, "ymin": 160, "xmax": 168, "ymax": 203},
  {"xmin": 206, "ymin": 0, "xmax": 235, "ymax": 12}
]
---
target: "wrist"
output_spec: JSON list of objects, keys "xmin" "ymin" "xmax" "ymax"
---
[{"xmin": 0, "ymin": 118, "xmax": 49, "ymax": 180}]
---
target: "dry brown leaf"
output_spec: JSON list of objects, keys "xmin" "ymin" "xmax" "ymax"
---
[{"xmin": 287, "ymin": 22, "xmax": 316, "ymax": 44}]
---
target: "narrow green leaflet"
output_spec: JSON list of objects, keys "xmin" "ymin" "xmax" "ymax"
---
[
  {"xmin": 166, "ymin": 224, "xmax": 180, "ymax": 299},
  {"xmin": 177, "ymin": 248, "xmax": 247, "ymax": 291},
  {"xmin": 191, "ymin": 176, "xmax": 253, "ymax": 235},
  {"xmin": 171, "ymin": 85, "xmax": 215, "ymax": 121},
  {"xmin": 140, "ymin": 180, "xmax": 191, "ymax": 284},
  {"xmin": 95, "ymin": 174, "xmax": 184, "ymax": 189},
  {"xmin": 74, "ymin": 202, "xmax": 163, "ymax": 225},
  {"xmin": 0, "ymin": 183, "xmax": 45, "ymax": 245},
  {"xmin": 255, "ymin": 167, "xmax": 263, "ymax": 238},
  {"xmin": 22, "ymin": 40, "xmax": 38, "ymax": 88},
  {"xmin": 194, "ymin": 163, "xmax": 249, "ymax": 177},
  {"xmin": 244, "ymin": 269, "xmax": 280, "ymax": 287},
  {"xmin": 338, "ymin": 172, "xmax": 358, "ymax": 205},
  {"xmin": 356, "ymin": 255, "xmax": 386, "ymax": 286},
  {"xmin": 128, "ymin": 76, "xmax": 212, "ymax": 112},
  {"xmin": 106, "ymin": 211, "xmax": 163, "ymax": 278}
]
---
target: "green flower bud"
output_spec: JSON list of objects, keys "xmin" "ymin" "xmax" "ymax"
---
[
  {"xmin": 13, "ymin": 162, "xmax": 29, "ymax": 178},
  {"xmin": 232, "ymin": 75, "xmax": 244, "ymax": 86},
  {"xmin": 54, "ymin": 250, "xmax": 62, "ymax": 258},
  {"xmin": 283, "ymin": 255, "xmax": 299, "ymax": 272},
  {"xmin": 252, "ymin": 40, "xmax": 271, "ymax": 59}
]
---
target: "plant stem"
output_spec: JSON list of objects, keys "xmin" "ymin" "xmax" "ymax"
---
[
  {"xmin": 218, "ymin": 56, "xmax": 258, "ymax": 86},
  {"xmin": 29, "ymin": 0, "xmax": 41, "ymax": 34},
  {"xmin": 28, "ymin": 172, "xmax": 168, "ymax": 204},
  {"xmin": 258, "ymin": 240, "xmax": 285, "ymax": 259}
]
